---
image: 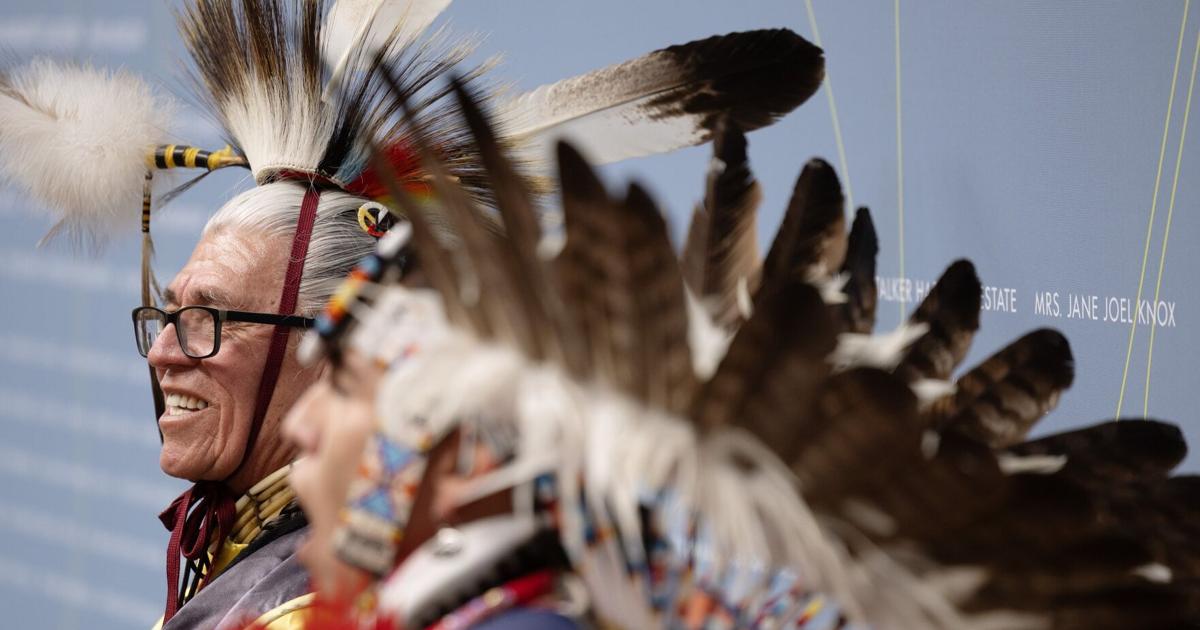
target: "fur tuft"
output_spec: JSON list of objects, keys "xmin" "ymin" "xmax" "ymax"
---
[{"xmin": 0, "ymin": 60, "xmax": 175, "ymax": 245}]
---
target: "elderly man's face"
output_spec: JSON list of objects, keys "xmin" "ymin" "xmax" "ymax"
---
[{"xmin": 148, "ymin": 226, "xmax": 320, "ymax": 490}]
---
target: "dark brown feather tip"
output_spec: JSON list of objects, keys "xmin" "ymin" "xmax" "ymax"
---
[
  {"xmin": 1009, "ymin": 419, "xmax": 1187, "ymax": 481},
  {"xmin": 648, "ymin": 29, "xmax": 824, "ymax": 134},
  {"xmin": 760, "ymin": 158, "xmax": 845, "ymax": 287},
  {"xmin": 836, "ymin": 207, "xmax": 879, "ymax": 334},
  {"xmin": 557, "ymin": 140, "xmax": 608, "ymax": 202},
  {"xmin": 910, "ymin": 259, "xmax": 982, "ymax": 328},
  {"xmin": 894, "ymin": 258, "xmax": 982, "ymax": 382}
]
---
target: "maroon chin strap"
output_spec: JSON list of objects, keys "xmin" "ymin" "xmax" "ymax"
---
[{"xmin": 159, "ymin": 186, "xmax": 321, "ymax": 623}]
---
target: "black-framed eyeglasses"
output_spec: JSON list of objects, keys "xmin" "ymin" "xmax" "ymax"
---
[{"xmin": 132, "ymin": 306, "xmax": 315, "ymax": 359}]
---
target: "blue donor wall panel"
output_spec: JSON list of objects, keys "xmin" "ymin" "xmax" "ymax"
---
[{"xmin": 0, "ymin": 2, "xmax": 1196, "ymax": 628}]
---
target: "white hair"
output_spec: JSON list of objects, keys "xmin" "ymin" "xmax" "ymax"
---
[{"xmin": 203, "ymin": 181, "xmax": 377, "ymax": 315}]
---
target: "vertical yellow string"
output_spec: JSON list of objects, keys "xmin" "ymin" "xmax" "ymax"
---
[
  {"xmin": 1116, "ymin": 0, "xmax": 1190, "ymax": 419},
  {"xmin": 894, "ymin": 0, "xmax": 906, "ymax": 319},
  {"xmin": 1143, "ymin": 22, "xmax": 1200, "ymax": 416},
  {"xmin": 804, "ymin": 0, "xmax": 855, "ymax": 212}
]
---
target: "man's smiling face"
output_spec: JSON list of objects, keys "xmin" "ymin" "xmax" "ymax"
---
[{"xmin": 148, "ymin": 226, "xmax": 317, "ymax": 488}]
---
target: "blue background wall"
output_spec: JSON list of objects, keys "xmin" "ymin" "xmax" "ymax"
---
[{"xmin": 0, "ymin": 1, "xmax": 1196, "ymax": 627}]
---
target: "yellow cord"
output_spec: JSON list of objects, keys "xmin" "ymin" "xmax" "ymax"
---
[{"xmin": 1116, "ymin": 0, "xmax": 1191, "ymax": 419}]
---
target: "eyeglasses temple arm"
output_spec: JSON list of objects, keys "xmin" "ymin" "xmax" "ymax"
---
[{"xmin": 223, "ymin": 310, "xmax": 315, "ymax": 328}]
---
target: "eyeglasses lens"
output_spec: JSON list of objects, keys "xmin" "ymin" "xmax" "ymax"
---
[
  {"xmin": 134, "ymin": 309, "xmax": 166, "ymax": 358},
  {"xmin": 177, "ymin": 307, "xmax": 217, "ymax": 358}
]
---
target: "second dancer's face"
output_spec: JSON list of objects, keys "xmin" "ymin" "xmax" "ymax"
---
[
  {"xmin": 285, "ymin": 349, "xmax": 382, "ymax": 600},
  {"xmin": 284, "ymin": 352, "xmax": 512, "ymax": 601}
]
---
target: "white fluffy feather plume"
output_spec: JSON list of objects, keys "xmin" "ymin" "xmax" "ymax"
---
[{"xmin": 0, "ymin": 59, "xmax": 175, "ymax": 244}]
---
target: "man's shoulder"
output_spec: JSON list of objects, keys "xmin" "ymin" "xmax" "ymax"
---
[{"xmin": 161, "ymin": 523, "xmax": 311, "ymax": 630}]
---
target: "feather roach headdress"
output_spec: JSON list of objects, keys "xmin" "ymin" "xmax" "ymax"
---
[
  {"xmin": 302, "ymin": 84, "xmax": 1200, "ymax": 630},
  {"xmin": 0, "ymin": 0, "xmax": 824, "ymax": 293},
  {"xmin": 178, "ymin": 0, "xmax": 491, "ymax": 197}
]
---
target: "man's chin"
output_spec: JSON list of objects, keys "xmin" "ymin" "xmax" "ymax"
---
[
  {"xmin": 159, "ymin": 447, "xmax": 232, "ymax": 483},
  {"xmin": 159, "ymin": 458, "xmax": 202, "ymax": 482}
]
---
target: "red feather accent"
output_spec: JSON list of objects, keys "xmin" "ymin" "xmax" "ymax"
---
[
  {"xmin": 345, "ymin": 142, "xmax": 433, "ymax": 201},
  {"xmin": 270, "ymin": 142, "xmax": 432, "ymax": 203}
]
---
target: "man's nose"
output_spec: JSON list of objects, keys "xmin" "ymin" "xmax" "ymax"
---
[{"xmin": 146, "ymin": 323, "xmax": 197, "ymax": 368}]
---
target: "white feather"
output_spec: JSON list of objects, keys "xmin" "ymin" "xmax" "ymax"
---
[
  {"xmin": 1133, "ymin": 563, "xmax": 1173, "ymax": 584},
  {"xmin": 995, "ymin": 453, "xmax": 1067, "ymax": 475},
  {"xmin": 814, "ymin": 270, "xmax": 850, "ymax": 304},
  {"xmin": 218, "ymin": 65, "xmax": 332, "ymax": 185},
  {"xmin": 912, "ymin": 378, "xmax": 956, "ymax": 409},
  {"xmin": 496, "ymin": 50, "xmax": 712, "ymax": 167},
  {"xmin": 0, "ymin": 60, "xmax": 175, "ymax": 243},
  {"xmin": 830, "ymin": 322, "xmax": 929, "ymax": 372},
  {"xmin": 323, "ymin": 0, "xmax": 452, "ymax": 95},
  {"xmin": 684, "ymin": 286, "xmax": 733, "ymax": 379}
]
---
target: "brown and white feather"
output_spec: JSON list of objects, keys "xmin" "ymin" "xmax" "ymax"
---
[
  {"xmin": 556, "ymin": 143, "xmax": 694, "ymax": 413},
  {"xmin": 894, "ymin": 259, "xmax": 981, "ymax": 383},
  {"xmin": 681, "ymin": 121, "xmax": 762, "ymax": 329},
  {"xmin": 835, "ymin": 207, "xmax": 879, "ymax": 334},
  {"xmin": 691, "ymin": 279, "xmax": 835, "ymax": 450},
  {"xmin": 759, "ymin": 158, "xmax": 846, "ymax": 291},
  {"xmin": 497, "ymin": 29, "xmax": 824, "ymax": 167},
  {"xmin": 927, "ymin": 328, "xmax": 1075, "ymax": 448}
]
